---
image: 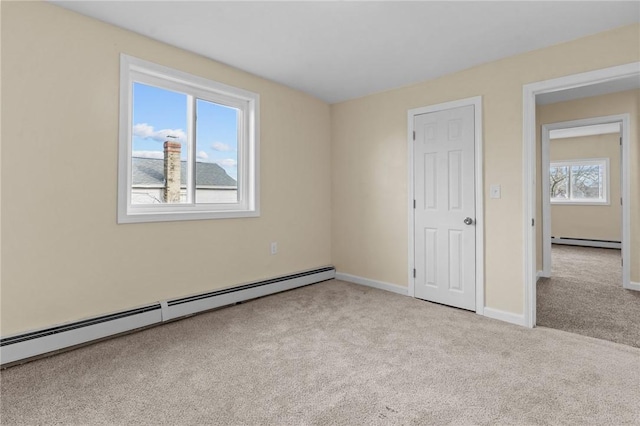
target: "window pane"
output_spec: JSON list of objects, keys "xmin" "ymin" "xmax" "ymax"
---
[
  {"xmin": 131, "ymin": 82, "xmax": 188, "ymax": 204},
  {"xmin": 195, "ymin": 99, "xmax": 239, "ymax": 204},
  {"xmin": 570, "ymin": 164, "xmax": 602, "ymax": 199},
  {"xmin": 550, "ymin": 166, "xmax": 568, "ymax": 199}
]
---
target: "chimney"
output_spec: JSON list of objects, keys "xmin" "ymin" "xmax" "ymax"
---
[{"xmin": 163, "ymin": 141, "xmax": 181, "ymax": 203}]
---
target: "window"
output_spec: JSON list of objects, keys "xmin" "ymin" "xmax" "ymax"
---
[
  {"xmin": 549, "ymin": 158, "xmax": 609, "ymax": 205},
  {"xmin": 118, "ymin": 55, "xmax": 259, "ymax": 223}
]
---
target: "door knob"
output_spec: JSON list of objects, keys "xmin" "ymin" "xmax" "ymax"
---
[{"xmin": 464, "ymin": 217, "xmax": 474, "ymax": 225}]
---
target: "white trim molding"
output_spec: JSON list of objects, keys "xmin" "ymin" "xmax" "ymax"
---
[
  {"xmin": 407, "ymin": 96, "xmax": 485, "ymax": 316},
  {"xmin": 627, "ymin": 282, "xmax": 640, "ymax": 292},
  {"xmin": 483, "ymin": 307, "xmax": 527, "ymax": 327},
  {"xmin": 335, "ymin": 272, "xmax": 408, "ymax": 296},
  {"xmin": 523, "ymin": 62, "xmax": 639, "ymax": 328}
]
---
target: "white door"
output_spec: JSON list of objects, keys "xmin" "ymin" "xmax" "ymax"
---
[{"xmin": 414, "ymin": 105, "xmax": 476, "ymax": 311}]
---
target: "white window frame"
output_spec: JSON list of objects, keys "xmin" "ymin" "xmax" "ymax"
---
[
  {"xmin": 118, "ymin": 54, "xmax": 260, "ymax": 223},
  {"xmin": 549, "ymin": 158, "xmax": 609, "ymax": 205}
]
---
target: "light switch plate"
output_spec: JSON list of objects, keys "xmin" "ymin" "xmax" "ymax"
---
[{"xmin": 490, "ymin": 184, "xmax": 501, "ymax": 199}]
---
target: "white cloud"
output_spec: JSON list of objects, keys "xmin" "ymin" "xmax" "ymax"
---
[
  {"xmin": 197, "ymin": 150, "xmax": 209, "ymax": 160},
  {"xmin": 132, "ymin": 150, "xmax": 164, "ymax": 159},
  {"xmin": 133, "ymin": 123, "xmax": 186, "ymax": 143},
  {"xmin": 211, "ymin": 142, "xmax": 232, "ymax": 152},
  {"xmin": 215, "ymin": 158, "xmax": 237, "ymax": 168}
]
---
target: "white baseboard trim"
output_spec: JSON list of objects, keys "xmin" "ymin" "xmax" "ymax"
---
[
  {"xmin": 537, "ymin": 270, "xmax": 551, "ymax": 280},
  {"xmin": 337, "ymin": 273, "xmax": 530, "ymax": 328},
  {"xmin": 1, "ymin": 267, "xmax": 335, "ymax": 366},
  {"xmin": 551, "ymin": 237, "xmax": 621, "ymax": 249},
  {"xmin": 483, "ymin": 307, "xmax": 527, "ymax": 327},
  {"xmin": 335, "ymin": 272, "xmax": 408, "ymax": 296},
  {"xmin": 625, "ymin": 281, "xmax": 640, "ymax": 291}
]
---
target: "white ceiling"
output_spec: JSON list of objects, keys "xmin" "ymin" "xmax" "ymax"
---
[{"xmin": 51, "ymin": 1, "xmax": 640, "ymax": 104}]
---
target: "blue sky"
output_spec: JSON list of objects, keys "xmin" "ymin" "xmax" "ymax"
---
[{"xmin": 132, "ymin": 82, "xmax": 238, "ymax": 179}]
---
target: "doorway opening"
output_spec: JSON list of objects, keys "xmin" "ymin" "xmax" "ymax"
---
[
  {"xmin": 536, "ymin": 115, "xmax": 639, "ymax": 346},
  {"xmin": 523, "ymin": 62, "xmax": 639, "ymax": 330},
  {"xmin": 541, "ymin": 116, "xmax": 627, "ymax": 279}
]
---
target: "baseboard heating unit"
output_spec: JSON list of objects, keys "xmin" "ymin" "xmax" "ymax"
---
[
  {"xmin": 0, "ymin": 266, "xmax": 335, "ymax": 366},
  {"xmin": 551, "ymin": 237, "xmax": 621, "ymax": 249}
]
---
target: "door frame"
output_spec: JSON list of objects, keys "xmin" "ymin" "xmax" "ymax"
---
[
  {"xmin": 522, "ymin": 62, "xmax": 639, "ymax": 328},
  {"xmin": 407, "ymin": 96, "xmax": 484, "ymax": 315},
  {"xmin": 541, "ymin": 115, "xmax": 630, "ymax": 286}
]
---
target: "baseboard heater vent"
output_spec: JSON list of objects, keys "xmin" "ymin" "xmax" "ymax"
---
[
  {"xmin": 1, "ymin": 266, "xmax": 335, "ymax": 366},
  {"xmin": 162, "ymin": 267, "xmax": 335, "ymax": 321},
  {"xmin": 551, "ymin": 237, "xmax": 621, "ymax": 249},
  {"xmin": 0, "ymin": 305, "xmax": 162, "ymax": 347}
]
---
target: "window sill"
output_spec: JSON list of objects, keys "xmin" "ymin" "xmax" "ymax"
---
[
  {"xmin": 117, "ymin": 208, "xmax": 260, "ymax": 224},
  {"xmin": 550, "ymin": 200, "xmax": 610, "ymax": 206}
]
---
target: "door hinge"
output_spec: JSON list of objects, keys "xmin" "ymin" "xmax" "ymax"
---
[
  {"xmin": 620, "ymin": 137, "xmax": 622, "ymax": 146},
  {"xmin": 413, "ymin": 131, "xmax": 416, "ymax": 141},
  {"xmin": 621, "ymin": 197, "xmax": 623, "ymax": 206},
  {"xmin": 413, "ymin": 199, "xmax": 416, "ymax": 209},
  {"xmin": 413, "ymin": 269, "xmax": 416, "ymax": 278},
  {"xmin": 532, "ymin": 218, "xmax": 535, "ymax": 226},
  {"xmin": 621, "ymin": 259, "xmax": 623, "ymax": 266}
]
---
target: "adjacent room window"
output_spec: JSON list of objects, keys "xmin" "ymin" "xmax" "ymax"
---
[
  {"xmin": 549, "ymin": 158, "xmax": 609, "ymax": 205},
  {"xmin": 118, "ymin": 55, "xmax": 259, "ymax": 223}
]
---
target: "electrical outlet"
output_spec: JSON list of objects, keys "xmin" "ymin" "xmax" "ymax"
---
[{"xmin": 270, "ymin": 242, "xmax": 278, "ymax": 255}]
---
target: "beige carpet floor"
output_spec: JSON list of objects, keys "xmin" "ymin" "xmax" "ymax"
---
[
  {"xmin": 537, "ymin": 245, "xmax": 640, "ymax": 348},
  {"xmin": 2, "ymin": 280, "xmax": 640, "ymax": 425}
]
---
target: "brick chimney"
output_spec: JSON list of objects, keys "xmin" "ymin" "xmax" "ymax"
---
[{"xmin": 163, "ymin": 141, "xmax": 181, "ymax": 203}]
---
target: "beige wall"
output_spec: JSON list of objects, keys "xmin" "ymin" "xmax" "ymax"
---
[
  {"xmin": 1, "ymin": 2, "xmax": 332, "ymax": 335},
  {"xmin": 331, "ymin": 24, "xmax": 640, "ymax": 315},
  {"xmin": 536, "ymin": 90, "xmax": 639, "ymax": 280},
  {"xmin": 2, "ymin": 3, "xmax": 639, "ymax": 336},
  {"xmin": 550, "ymin": 134, "xmax": 621, "ymax": 241}
]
